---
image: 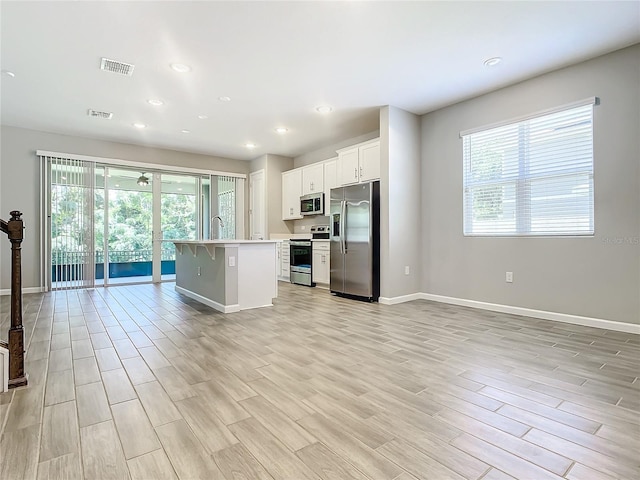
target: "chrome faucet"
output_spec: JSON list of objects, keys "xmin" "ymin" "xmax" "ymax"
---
[
  {"xmin": 212, "ymin": 215, "xmax": 224, "ymax": 228},
  {"xmin": 212, "ymin": 216, "xmax": 224, "ymax": 239}
]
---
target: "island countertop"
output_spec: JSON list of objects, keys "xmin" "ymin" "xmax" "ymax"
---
[{"xmin": 170, "ymin": 239, "xmax": 278, "ymax": 245}]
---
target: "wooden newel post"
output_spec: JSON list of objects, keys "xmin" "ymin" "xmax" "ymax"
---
[{"xmin": 6, "ymin": 211, "xmax": 27, "ymax": 387}]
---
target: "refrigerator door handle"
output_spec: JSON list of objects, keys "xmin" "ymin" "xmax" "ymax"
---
[{"xmin": 341, "ymin": 200, "xmax": 346, "ymax": 254}]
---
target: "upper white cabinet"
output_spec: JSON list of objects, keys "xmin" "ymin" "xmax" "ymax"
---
[
  {"xmin": 339, "ymin": 148, "xmax": 359, "ymax": 185},
  {"xmin": 302, "ymin": 163, "xmax": 324, "ymax": 195},
  {"xmin": 323, "ymin": 158, "xmax": 338, "ymax": 213},
  {"xmin": 281, "ymin": 140, "xmax": 378, "ymax": 220},
  {"xmin": 337, "ymin": 139, "xmax": 380, "ymax": 185},
  {"xmin": 359, "ymin": 140, "xmax": 381, "ymax": 182},
  {"xmin": 282, "ymin": 169, "xmax": 302, "ymax": 220}
]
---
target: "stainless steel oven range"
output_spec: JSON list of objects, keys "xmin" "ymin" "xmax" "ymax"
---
[{"xmin": 289, "ymin": 239, "xmax": 314, "ymax": 287}]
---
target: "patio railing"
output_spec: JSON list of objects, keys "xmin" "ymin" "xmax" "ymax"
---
[{"xmin": 52, "ymin": 248, "xmax": 177, "ymax": 280}]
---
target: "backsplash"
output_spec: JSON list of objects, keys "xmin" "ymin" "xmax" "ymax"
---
[{"xmin": 293, "ymin": 215, "xmax": 329, "ymax": 234}]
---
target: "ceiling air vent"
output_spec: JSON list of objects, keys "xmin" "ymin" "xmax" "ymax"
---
[
  {"xmin": 100, "ymin": 57, "xmax": 135, "ymax": 76},
  {"xmin": 88, "ymin": 109, "xmax": 113, "ymax": 120}
]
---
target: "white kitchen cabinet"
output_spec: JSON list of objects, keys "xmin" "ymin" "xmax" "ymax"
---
[
  {"xmin": 359, "ymin": 141, "xmax": 381, "ymax": 182},
  {"xmin": 280, "ymin": 240, "xmax": 290, "ymax": 280},
  {"xmin": 302, "ymin": 163, "xmax": 324, "ymax": 195},
  {"xmin": 275, "ymin": 240, "xmax": 282, "ymax": 278},
  {"xmin": 282, "ymin": 169, "xmax": 302, "ymax": 220},
  {"xmin": 338, "ymin": 147, "xmax": 360, "ymax": 185},
  {"xmin": 323, "ymin": 158, "xmax": 338, "ymax": 212},
  {"xmin": 312, "ymin": 241, "xmax": 330, "ymax": 285},
  {"xmin": 337, "ymin": 139, "xmax": 380, "ymax": 185}
]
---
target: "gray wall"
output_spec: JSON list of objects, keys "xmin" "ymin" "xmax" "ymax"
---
[
  {"xmin": 293, "ymin": 131, "xmax": 379, "ymax": 168},
  {"xmin": 250, "ymin": 154, "xmax": 294, "ymax": 237},
  {"xmin": 421, "ymin": 44, "xmax": 640, "ymax": 324},
  {"xmin": 175, "ymin": 245, "xmax": 238, "ymax": 306},
  {"xmin": 380, "ymin": 106, "xmax": 422, "ymax": 299},
  {"xmin": 0, "ymin": 126, "xmax": 249, "ymax": 290}
]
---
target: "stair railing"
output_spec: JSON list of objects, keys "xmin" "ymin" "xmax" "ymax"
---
[{"xmin": 0, "ymin": 211, "xmax": 27, "ymax": 388}]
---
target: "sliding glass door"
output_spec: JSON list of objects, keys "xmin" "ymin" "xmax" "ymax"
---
[
  {"xmin": 102, "ymin": 167, "xmax": 154, "ymax": 285},
  {"xmin": 102, "ymin": 168, "xmax": 201, "ymax": 285},
  {"xmin": 158, "ymin": 173, "xmax": 198, "ymax": 282},
  {"xmin": 41, "ymin": 153, "xmax": 245, "ymax": 290}
]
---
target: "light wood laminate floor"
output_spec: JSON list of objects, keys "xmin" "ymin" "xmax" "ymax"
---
[{"xmin": 1, "ymin": 282, "xmax": 638, "ymax": 480}]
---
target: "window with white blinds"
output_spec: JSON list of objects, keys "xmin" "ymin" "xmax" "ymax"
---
[
  {"xmin": 216, "ymin": 175, "xmax": 238, "ymax": 239},
  {"xmin": 44, "ymin": 156, "xmax": 97, "ymax": 289},
  {"xmin": 462, "ymin": 100, "xmax": 595, "ymax": 236}
]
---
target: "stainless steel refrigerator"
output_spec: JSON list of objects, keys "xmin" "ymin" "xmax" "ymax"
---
[{"xmin": 330, "ymin": 181, "xmax": 380, "ymax": 301}]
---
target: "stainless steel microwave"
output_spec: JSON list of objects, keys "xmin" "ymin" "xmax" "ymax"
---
[{"xmin": 300, "ymin": 193, "xmax": 324, "ymax": 216}]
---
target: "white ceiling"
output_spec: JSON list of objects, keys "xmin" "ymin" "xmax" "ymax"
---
[{"xmin": 1, "ymin": 1, "xmax": 638, "ymax": 161}]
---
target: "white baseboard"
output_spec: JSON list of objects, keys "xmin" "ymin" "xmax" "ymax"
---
[
  {"xmin": 0, "ymin": 344, "xmax": 8, "ymax": 393},
  {"xmin": 0, "ymin": 286, "xmax": 46, "ymax": 296},
  {"xmin": 175, "ymin": 285, "xmax": 240, "ymax": 314},
  {"xmin": 380, "ymin": 292, "xmax": 640, "ymax": 335},
  {"xmin": 379, "ymin": 293, "xmax": 424, "ymax": 305}
]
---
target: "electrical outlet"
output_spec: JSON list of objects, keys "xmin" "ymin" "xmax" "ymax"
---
[
  {"xmin": 405, "ymin": 266, "xmax": 410, "ymax": 275},
  {"xmin": 506, "ymin": 271, "xmax": 513, "ymax": 283}
]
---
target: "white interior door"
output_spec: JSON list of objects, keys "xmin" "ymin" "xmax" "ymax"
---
[{"xmin": 249, "ymin": 169, "xmax": 266, "ymax": 240}]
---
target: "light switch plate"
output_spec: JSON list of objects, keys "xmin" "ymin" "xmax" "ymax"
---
[{"xmin": 229, "ymin": 256, "xmax": 236, "ymax": 267}]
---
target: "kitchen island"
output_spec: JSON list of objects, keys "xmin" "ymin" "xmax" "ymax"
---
[{"xmin": 172, "ymin": 240, "xmax": 278, "ymax": 313}]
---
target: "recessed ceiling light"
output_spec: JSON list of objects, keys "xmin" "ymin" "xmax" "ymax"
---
[
  {"xmin": 177, "ymin": 188, "xmax": 183, "ymax": 191},
  {"xmin": 170, "ymin": 63, "xmax": 191, "ymax": 73},
  {"xmin": 147, "ymin": 99, "xmax": 164, "ymax": 106},
  {"xmin": 483, "ymin": 57, "xmax": 502, "ymax": 67},
  {"xmin": 245, "ymin": 143, "xmax": 256, "ymax": 149},
  {"xmin": 133, "ymin": 123, "xmax": 147, "ymax": 129},
  {"xmin": 2, "ymin": 70, "xmax": 15, "ymax": 78},
  {"xmin": 115, "ymin": 184, "xmax": 120, "ymax": 187},
  {"xmin": 315, "ymin": 105, "xmax": 333, "ymax": 114},
  {"xmin": 218, "ymin": 96, "xmax": 231, "ymax": 102},
  {"xmin": 197, "ymin": 114, "xmax": 208, "ymax": 120},
  {"xmin": 275, "ymin": 127, "xmax": 289, "ymax": 134},
  {"xmin": 181, "ymin": 129, "xmax": 191, "ymax": 134}
]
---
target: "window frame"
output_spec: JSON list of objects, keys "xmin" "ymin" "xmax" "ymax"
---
[{"xmin": 461, "ymin": 98, "xmax": 597, "ymax": 237}]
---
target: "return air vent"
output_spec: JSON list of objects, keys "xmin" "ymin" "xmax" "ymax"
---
[
  {"xmin": 87, "ymin": 109, "xmax": 113, "ymax": 120},
  {"xmin": 100, "ymin": 57, "xmax": 135, "ymax": 76}
]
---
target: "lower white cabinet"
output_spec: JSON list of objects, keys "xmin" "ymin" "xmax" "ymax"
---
[
  {"xmin": 312, "ymin": 241, "xmax": 330, "ymax": 285},
  {"xmin": 276, "ymin": 241, "xmax": 282, "ymax": 278},
  {"xmin": 280, "ymin": 240, "xmax": 290, "ymax": 281}
]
